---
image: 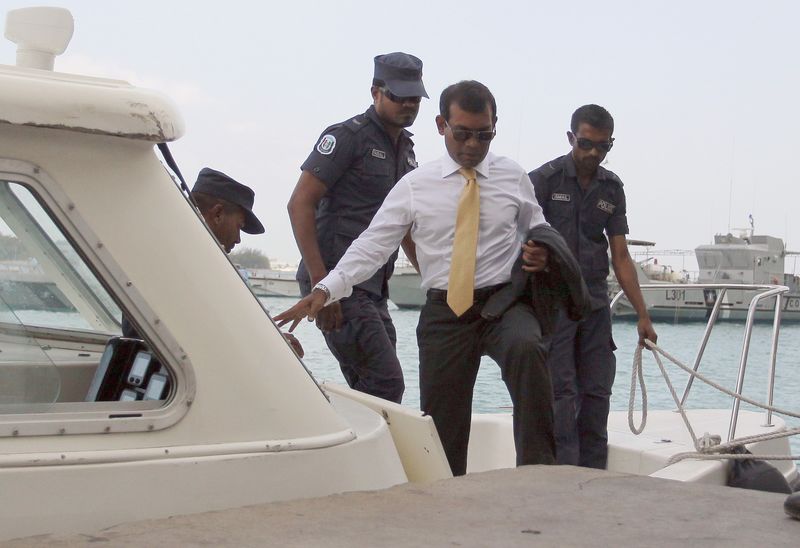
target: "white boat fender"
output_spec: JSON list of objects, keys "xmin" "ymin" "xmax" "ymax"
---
[{"xmin": 726, "ymin": 446, "xmax": 792, "ymax": 494}]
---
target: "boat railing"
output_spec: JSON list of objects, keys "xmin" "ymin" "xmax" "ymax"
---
[{"xmin": 610, "ymin": 282, "xmax": 790, "ymax": 442}]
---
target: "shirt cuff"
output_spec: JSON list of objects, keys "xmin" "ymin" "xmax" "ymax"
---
[{"xmin": 319, "ymin": 269, "xmax": 353, "ymax": 304}]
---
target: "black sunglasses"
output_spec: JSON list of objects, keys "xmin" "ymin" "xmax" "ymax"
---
[
  {"xmin": 574, "ymin": 136, "xmax": 614, "ymax": 152},
  {"xmin": 380, "ymin": 87, "xmax": 422, "ymax": 105},
  {"xmin": 445, "ymin": 121, "xmax": 496, "ymax": 142}
]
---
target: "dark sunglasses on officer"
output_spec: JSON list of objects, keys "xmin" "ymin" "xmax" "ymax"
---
[
  {"xmin": 570, "ymin": 132, "xmax": 615, "ymax": 153},
  {"xmin": 380, "ymin": 87, "xmax": 422, "ymax": 105}
]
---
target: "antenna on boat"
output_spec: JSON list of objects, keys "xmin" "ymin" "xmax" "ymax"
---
[
  {"xmin": 727, "ymin": 138, "xmax": 735, "ymax": 234},
  {"xmin": 4, "ymin": 7, "xmax": 73, "ymax": 71},
  {"xmin": 727, "ymin": 178, "xmax": 733, "ymax": 234}
]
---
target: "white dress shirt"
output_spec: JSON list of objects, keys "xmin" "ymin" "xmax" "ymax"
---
[{"xmin": 322, "ymin": 151, "xmax": 548, "ymax": 303}]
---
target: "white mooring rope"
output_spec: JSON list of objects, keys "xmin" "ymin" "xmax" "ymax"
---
[{"xmin": 628, "ymin": 340, "xmax": 800, "ymax": 465}]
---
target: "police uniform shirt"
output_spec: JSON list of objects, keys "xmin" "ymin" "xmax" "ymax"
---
[
  {"xmin": 529, "ymin": 154, "xmax": 628, "ymax": 309},
  {"xmin": 298, "ymin": 105, "xmax": 418, "ymax": 296}
]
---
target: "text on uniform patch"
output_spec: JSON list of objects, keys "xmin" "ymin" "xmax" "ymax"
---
[{"xmin": 596, "ymin": 199, "xmax": 615, "ymax": 213}]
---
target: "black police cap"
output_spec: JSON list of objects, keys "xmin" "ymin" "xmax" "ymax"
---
[
  {"xmin": 192, "ymin": 167, "xmax": 265, "ymax": 235},
  {"xmin": 374, "ymin": 52, "xmax": 428, "ymax": 99}
]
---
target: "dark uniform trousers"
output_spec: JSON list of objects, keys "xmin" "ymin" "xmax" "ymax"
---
[
  {"xmin": 320, "ymin": 287, "xmax": 404, "ymax": 404},
  {"xmin": 417, "ymin": 285, "xmax": 556, "ymax": 476},
  {"xmin": 547, "ymin": 305, "xmax": 616, "ymax": 469},
  {"xmin": 530, "ymin": 155, "xmax": 627, "ymax": 470}
]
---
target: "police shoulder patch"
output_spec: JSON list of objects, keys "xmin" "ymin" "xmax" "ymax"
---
[
  {"xmin": 317, "ymin": 134, "xmax": 337, "ymax": 155},
  {"xmin": 551, "ymin": 192, "xmax": 571, "ymax": 202}
]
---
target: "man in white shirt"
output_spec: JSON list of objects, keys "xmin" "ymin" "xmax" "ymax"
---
[{"xmin": 276, "ymin": 80, "xmax": 555, "ymax": 475}]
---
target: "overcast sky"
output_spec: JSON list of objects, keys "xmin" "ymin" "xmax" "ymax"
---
[{"xmin": 3, "ymin": 1, "xmax": 800, "ymax": 273}]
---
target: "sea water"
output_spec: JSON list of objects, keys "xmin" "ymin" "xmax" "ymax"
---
[{"xmin": 261, "ymin": 295, "xmax": 800, "ymax": 457}]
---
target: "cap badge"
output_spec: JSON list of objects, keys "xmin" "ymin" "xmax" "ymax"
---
[{"xmin": 317, "ymin": 134, "xmax": 337, "ymax": 155}]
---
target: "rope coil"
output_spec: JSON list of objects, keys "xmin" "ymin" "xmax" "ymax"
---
[{"xmin": 628, "ymin": 340, "xmax": 800, "ymax": 465}]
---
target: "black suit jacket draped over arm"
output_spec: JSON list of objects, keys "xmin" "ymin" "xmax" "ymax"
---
[{"xmin": 481, "ymin": 225, "xmax": 591, "ymax": 338}]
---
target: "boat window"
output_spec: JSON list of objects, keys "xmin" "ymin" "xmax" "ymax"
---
[
  {"xmin": 0, "ymin": 180, "xmax": 176, "ymax": 430},
  {"xmin": 0, "ymin": 182, "xmax": 120, "ymax": 332}
]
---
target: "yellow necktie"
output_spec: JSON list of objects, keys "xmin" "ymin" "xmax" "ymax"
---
[{"xmin": 447, "ymin": 167, "xmax": 480, "ymax": 317}]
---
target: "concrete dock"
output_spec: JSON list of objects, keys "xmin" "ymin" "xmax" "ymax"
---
[{"xmin": 6, "ymin": 466, "xmax": 799, "ymax": 547}]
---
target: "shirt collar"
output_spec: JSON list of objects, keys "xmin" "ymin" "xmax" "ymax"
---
[{"xmin": 440, "ymin": 152, "xmax": 492, "ymax": 180}]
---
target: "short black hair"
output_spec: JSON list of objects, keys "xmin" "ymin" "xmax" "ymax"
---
[
  {"xmin": 439, "ymin": 80, "xmax": 497, "ymax": 122},
  {"xmin": 570, "ymin": 104, "xmax": 614, "ymax": 134}
]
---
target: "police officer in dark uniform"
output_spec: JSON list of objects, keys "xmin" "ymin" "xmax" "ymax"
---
[
  {"xmin": 288, "ymin": 52, "xmax": 427, "ymax": 403},
  {"xmin": 528, "ymin": 104, "xmax": 657, "ymax": 469}
]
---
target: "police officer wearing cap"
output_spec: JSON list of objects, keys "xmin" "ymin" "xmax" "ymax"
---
[
  {"xmin": 123, "ymin": 168, "xmax": 304, "ymax": 358},
  {"xmin": 527, "ymin": 104, "xmax": 657, "ymax": 469},
  {"xmin": 288, "ymin": 52, "xmax": 427, "ymax": 403},
  {"xmin": 192, "ymin": 167, "xmax": 265, "ymax": 253}
]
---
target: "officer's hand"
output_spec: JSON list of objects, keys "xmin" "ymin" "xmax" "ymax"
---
[
  {"xmin": 274, "ymin": 290, "xmax": 329, "ymax": 332},
  {"xmin": 316, "ymin": 301, "xmax": 343, "ymax": 333},
  {"xmin": 637, "ymin": 317, "xmax": 658, "ymax": 347},
  {"xmin": 282, "ymin": 332, "xmax": 305, "ymax": 358},
  {"xmin": 521, "ymin": 240, "xmax": 549, "ymax": 272}
]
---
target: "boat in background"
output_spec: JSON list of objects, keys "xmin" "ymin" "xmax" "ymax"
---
[
  {"xmin": 387, "ymin": 262, "xmax": 425, "ymax": 309},
  {"xmin": 244, "ymin": 268, "xmax": 301, "ymax": 298},
  {"xmin": 613, "ymin": 230, "xmax": 800, "ymax": 322},
  {"xmin": 0, "ymin": 259, "xmax": 74, "ymax": 311}
]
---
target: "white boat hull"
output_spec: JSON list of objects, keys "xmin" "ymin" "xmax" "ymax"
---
[
  {"xmin": 467, "ymin": 409, "xmax": 797, "ymax": 486},
  {"xmin": 614, "ymin": 286, "xmax": 800, "ymax": 323},
  {"xmin": 388, "ymin": 271, "xmax": 426, "ymax": 309},
  {"xmin": 0, "ymin": 393, "xmax": 408, "ymax": 541}
]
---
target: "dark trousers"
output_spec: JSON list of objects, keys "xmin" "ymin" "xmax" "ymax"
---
[
  {"xmin": 417, "ymin": 287, "xmax": 555, "ymax": 476},
  {"xmin": 300, "ymin": 282, "xmax": 404, "ymax": 403},
  {"xmin": 322, "ymin": 288, "xmax": 405, "ymax": 403},
  {"xmin": 546, "ymin": 306, "xmax": 616, "ymax": 469}
]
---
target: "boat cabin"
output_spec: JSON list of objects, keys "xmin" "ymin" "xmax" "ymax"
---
[
  {"xmin": 0, "ymin": 7, "xmax": 451, "ymax": 540},
  {"xmin": 696, "ymin": 233, "xmax": 786, "ymax": 285}
]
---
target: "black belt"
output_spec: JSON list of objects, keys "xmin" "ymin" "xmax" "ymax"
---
[{"xmin": 427, "ymin": 283, "xmax": 509, "ymax": 303}]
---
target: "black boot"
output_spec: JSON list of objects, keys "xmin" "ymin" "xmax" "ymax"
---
[{"xmin": 785, "ymin": 491, "xmax": 800, "ymax": 520}]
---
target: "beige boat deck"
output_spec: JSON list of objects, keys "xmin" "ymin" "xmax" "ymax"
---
[{"xmin": 6, "ymin": 465, "xmax": 798, "ymax": 547}]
